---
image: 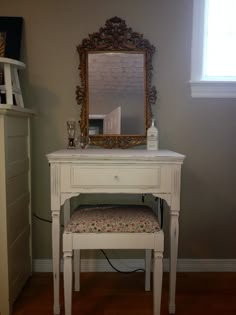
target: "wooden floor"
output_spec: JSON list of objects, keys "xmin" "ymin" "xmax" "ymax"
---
[{"xmin": 13, "ymin": 272, "xmax": 236, "ymax": 315}]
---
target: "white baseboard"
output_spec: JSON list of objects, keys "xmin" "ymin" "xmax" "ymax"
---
[{"xmin": 33, "ymin": 258, "xmax": 236, "ymax": 273}]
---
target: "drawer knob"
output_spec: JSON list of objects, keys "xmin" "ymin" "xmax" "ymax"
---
[{"xmin": 114, "ymin": 175, "xmax": 119, "ymax": 180}]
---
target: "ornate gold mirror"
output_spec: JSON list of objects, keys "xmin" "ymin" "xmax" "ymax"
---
[{"xmin": 76, "ymin": 16, "xmax": 157, "ymax": 148}]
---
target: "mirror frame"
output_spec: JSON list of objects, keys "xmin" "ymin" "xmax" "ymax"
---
[{"xmin": 76, "ymin": 16, "xmax": 157, "ymax": 148}]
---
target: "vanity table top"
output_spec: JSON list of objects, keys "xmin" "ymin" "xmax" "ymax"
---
[{"xmin": 47, "ymin": 149, "xmax": 185, "ymax": 163}]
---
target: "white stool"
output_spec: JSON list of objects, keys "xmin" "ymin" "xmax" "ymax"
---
[
  {"xmin": 0, "ymin": 57, "xmax": 25, "ymax": 107},
  {"xmin": 63, "ymin": 205, "xmax": 164, "ymax": 315}
]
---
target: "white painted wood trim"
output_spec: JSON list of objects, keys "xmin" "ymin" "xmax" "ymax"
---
[
  {"xmin": 190, "ymin": 80, "xmax": 236, "ymax": 98},
  {"xmin": 191, "ymin": 0, "xmax": 206, "ymax": 82},
  {"xmin": 33, "ymin": 258, "xmax": 236, "ymax": 273},
  {"xmin": 0, "ymin": 105, "xmax": 36, "ymax": 115},
  {"xmin": 190, "ymin": 0, "xmax": 236, "ymax": 98}
]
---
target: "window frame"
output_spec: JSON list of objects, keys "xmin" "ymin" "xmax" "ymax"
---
[{"xmin": 190, "ymin": 0, "xmax": 236, "ymax": 98}]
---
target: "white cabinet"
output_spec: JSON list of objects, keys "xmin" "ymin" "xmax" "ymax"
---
[{"xmin": 0, "ymin": 106, "xmax": 34, "ymax": 315}]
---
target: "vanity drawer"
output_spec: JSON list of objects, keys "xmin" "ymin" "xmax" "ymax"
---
[{"xmin": 60, "ymin": 164, "xmax": 171, "ymax": 192}]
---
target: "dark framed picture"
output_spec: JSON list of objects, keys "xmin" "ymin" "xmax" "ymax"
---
[
  {"xmin": 0, "ymin": 32, "xmax": 6, "ymax": 57},
  {"xmin": 0, "ymin": 17, "xmax": 23, "ymax": 60}
]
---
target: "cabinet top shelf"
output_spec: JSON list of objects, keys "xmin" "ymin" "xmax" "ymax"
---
[{"xmin": 0, "ymin": 105, "xmax": 35, "ymax": 116}]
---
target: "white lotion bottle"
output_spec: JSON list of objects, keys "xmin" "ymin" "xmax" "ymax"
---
[{"xmin": 147, "ymin": 118, "xmax": 159, "ymax": 150}]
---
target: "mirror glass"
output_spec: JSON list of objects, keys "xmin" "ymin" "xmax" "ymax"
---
[{"xmin": 88, "ymin": 52, "xmax": 145, "ymax": 135}]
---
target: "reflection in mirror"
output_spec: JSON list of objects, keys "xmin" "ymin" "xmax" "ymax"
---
[{"xmin": 88, "ymin": 52, "xmax": 145, "ymax": 135}]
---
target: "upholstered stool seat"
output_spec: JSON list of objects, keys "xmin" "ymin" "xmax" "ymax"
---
[
  {"xmin": 65, "ymin": 205, "xmax": 160, "ymax": 233},
  {"xmin": 63, "ymin": 204, "xmax": 164, "ymax": 315}
]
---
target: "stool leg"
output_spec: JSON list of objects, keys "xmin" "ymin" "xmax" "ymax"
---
[
  {"xmin": 4, "ymin": 63, "xmax": 13, "ymax": 105},
  {"xmin": 145, "ymin": 249, "xmax": 151, "ymax": 291},
  {"xmin": 12, "ymin": 67, "xmax": 24, "ymax": 107},
  {"xmin": 74, "ymin": 250, "xmax": 80, "ymax": 291},
  {"xmin": 153, "ymin": 250, "xmax": 163, "ymax": 315},
  {"xmin": 64, "ymin": 250, "xmax": 73, "ymax": 315}
]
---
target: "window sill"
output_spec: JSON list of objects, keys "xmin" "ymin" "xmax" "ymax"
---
[{"xmin": 190, "ymin": 80, "xmax": 236, "ymax": 98}]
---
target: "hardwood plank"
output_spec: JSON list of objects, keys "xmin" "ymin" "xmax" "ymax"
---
[{"xmin": 12, "ymin": 272, "xmax": 236, "ymax": 315}]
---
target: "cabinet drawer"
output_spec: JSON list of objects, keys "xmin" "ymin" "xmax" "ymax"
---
[{"xmin": 60, "ymin": 164, "xmax": 171, "ymax": 192}]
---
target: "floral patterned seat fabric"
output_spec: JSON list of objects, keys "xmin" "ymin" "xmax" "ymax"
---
[{"xmin": 65, "ymin": 205, "xmax": 160, "ymax": 233}]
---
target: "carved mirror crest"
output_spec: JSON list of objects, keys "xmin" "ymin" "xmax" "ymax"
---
[{"xmin": 76, "ymin": 16, "xmax": 157, "ymax": 148}]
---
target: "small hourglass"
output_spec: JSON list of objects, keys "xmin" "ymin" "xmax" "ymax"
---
[{"xmin": 67, "ymin": 120, "xmax": 76, "ymax": 149}]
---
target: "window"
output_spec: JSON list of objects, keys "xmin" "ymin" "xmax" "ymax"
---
[{"xmin": 190, "ymin": 0, "xmax": 236, "ymax": 98}]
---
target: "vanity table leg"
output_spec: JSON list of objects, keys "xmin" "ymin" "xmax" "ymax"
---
[
  {"xmin": 52, "ymin": 209, "xmax": 61, "ymax": 314},
  {"xmin": 169, "ymin": 210, "xmax": 179, "ymax": 314},
  {"xmin": 145, "ymin": 249, "xmax": 151, "ymax": 291},
  {"xmin": 63, "ymin": 199, "xmax": 71, "ymax": 226}
]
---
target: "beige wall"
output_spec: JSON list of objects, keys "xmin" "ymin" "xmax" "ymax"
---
[{"xmin": 1, "ymin": 0, "xmax": 236, "ymax": 260}]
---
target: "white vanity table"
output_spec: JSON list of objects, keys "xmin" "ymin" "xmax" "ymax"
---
[{"xmin": 47, "ymin": 148, "xmax": 185, "ymax": 314}]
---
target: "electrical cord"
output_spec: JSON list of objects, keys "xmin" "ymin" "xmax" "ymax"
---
[
  {"xmin": 33, "ymin": 212, "xmax": 64, "ymax": 227},
  {"xmin": 33, "ymin": 213, "xmax": 144, "ymax": 273},
  {"xmin": 100, "ymin": 249, "xmax": 144, "ymax": 273}
]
